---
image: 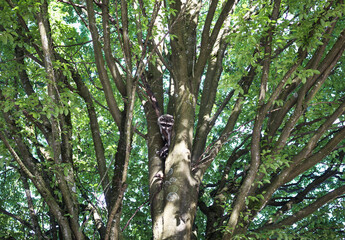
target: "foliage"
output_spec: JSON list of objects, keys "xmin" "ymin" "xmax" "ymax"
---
[{"xmin": 0, "ymin": 0, "xmax": 345, "ymax": 239}]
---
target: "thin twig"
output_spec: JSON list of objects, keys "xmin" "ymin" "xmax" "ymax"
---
[
  {"xmin": 122, "ymin": 198, "xmax": 150, "ymax": 231},
  {"xmin": 54, "ymin": 40, "xmax": 92, "ymax": 48}
]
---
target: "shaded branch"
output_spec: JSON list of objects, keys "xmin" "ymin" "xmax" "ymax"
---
[
  {"xmin": 265, "ymin": 167, "xmax": 338, "ymax": 226},
  {"xmin": 260, "ymin": 184, "xmax": 345, "ymax": 231},
  {"xmin": 21, "ymin": 173, "xmax": 46, "ymax": 240},
  {"xmin": 0, "ymin": 207, "xmax": 34, "ymax": 231}
]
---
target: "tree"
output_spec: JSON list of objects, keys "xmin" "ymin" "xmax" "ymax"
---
[{"xmin": 0, "ymin": 0, "xmax": 345, "ymax": 239}]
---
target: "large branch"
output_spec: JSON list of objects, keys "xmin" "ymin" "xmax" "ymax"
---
[
  {"xmin": 287, "ymin": 126, "xmax": 345, "ymax": 182},
  {"xmin": 224, "ymin": 1, "xmax": 302, "ymax": 236},
  {"xmin": 14, "ymin": 47, "xmax": 51, "ymax": 138},
  {"xmin": 261, "ymin": 105, "xmax": 345, "ymax": 210},
  {"xmin": 135, "ymin": 1, "xmax": 162, "ymax": 80},
  {"xmin": 86, "ymin": 0, "xmax": 122, "ymax": 127},
  {"xmin": 5, "ymin": 0, "xmax": 44, "ymax": 61},
  {"xmin": 37, "ymin": 3, "xmax": 83, "ymax": 238},
  {"xmin": 105, "ymin": 72, "xmax": 137, "ymax": 240},
  {"xmin": 258, "ymin": 0, "xmax": 281, "ymax": 104},
  {"xmin": 194, "ymin": 0, "xmax": 236, "ymax": 87},
  {"xmin": 0, "ymin": 93, "xmax": 38, "ymax": 173},
  {"xmin": 193, "ymin": 66, "xmax": 256, "ymax": 180},
  {"xmin": 169, "ymin": 0, "xmax": 201, "ymax": 98},
  {"xmin": 120, "ymin": 0, "xmax": 132, "ymax": 72},
  {"xmin": 101, "ymin": 0, "xmax": 126, "ymax": 96},
  {"xmin": 200, "ymin": 0, "xmax": 219, "ymax": 49},
  {"xmin": 272, "ymin": 28, "xmax": 345, "ymax": 154},
  {"xmin": 192, "ymin": 35, "xmax": 229, "ymax": 163},
  {"xmin": 0, "ymin": 130, "xmax": 73, "ymax": 239},
  {"xmin": 21, "ymin": 174, "xmax": 45, "ymax": 240},
  {"xmin": 71, "ymin": 68, "xmax": 111, "ymax": 206}
]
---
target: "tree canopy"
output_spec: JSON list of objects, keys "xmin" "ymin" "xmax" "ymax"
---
[{"xmin": 0, "ymin": 0, "xmax": 345, "ymax": 239}]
